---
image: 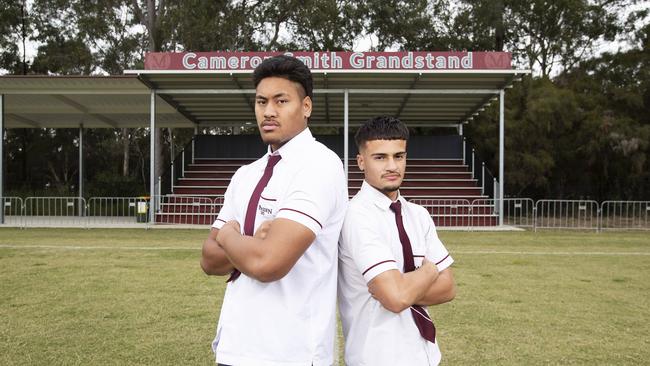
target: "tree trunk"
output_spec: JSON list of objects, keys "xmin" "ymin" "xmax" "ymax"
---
[
  {"xmin": 122, "ymin": 128, "xmax": 130, "ymax": 177},
  {"xmin": 494, "ymin": 0, "xmax": 505, "ymax": 51}
]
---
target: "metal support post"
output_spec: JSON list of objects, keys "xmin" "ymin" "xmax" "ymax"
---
[
  {"xmin": 78, "ymin": 124, "xmax": 84, "ymax": 216},
  {"xmin": 493, "ymin": 178, "xmax": 498, "ymax": 212},
  {"xmin": 149, "ymin": 91, "xmax": 156, "ymax": 223},
  {"xmin": 191, "ymin": 138, "xmax": 195, "ymax": 164},
  {"xmin": 182, "ymin": 151, "xmax": 185, "ymax": 177},
  {"xmin": 170, "ymin": 128, "xmax": 174, "ymax": 190},
  {"xmin": 344, "ymin": 89, "xmax": 349, "ymax": 180},
  {"xmin": 498, "ymin": 89, "xmax": 505, "ymax": 226},
  {"xmin": 462, "ymin": 138, "xmax": 466, "ymax": 165}
]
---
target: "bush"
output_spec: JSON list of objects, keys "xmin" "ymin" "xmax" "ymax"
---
[{"xmin": 86, "ymin": 173, "xmax": 147, "ymax": 197}]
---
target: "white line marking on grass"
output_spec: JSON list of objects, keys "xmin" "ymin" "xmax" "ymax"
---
[
  {"xmin": 1, "ymin": 245, "xmax": 649, "ymax": 256},
  {"xmin": 0, "ymin": 244, "xmax": 199, "ymax": 251},
  {"xmin": 454, "ymin": 250, "xmax": 650, "ymax": 256}
]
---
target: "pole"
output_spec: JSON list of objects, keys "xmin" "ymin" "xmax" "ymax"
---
[
  {"xmin": 499, "ymin": 89, "xmax": 505, "ymax": 226},
  {"xmin": 78, "ymin": 124, "xmax": 84, "ymax": 216},
  {"xmin": 170, "ymin": 128, "xmax": 174, "ymax": 192},
  {"xmin": 344, "ymin": 89, "xmax": 349, "ymax": 180},
  {"xmin": 150, "ymin": 91, "xmax": 156, "ymax": 223}
]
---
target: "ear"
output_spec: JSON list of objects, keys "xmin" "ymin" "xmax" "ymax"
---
[
  {"xmin": 357, "ymin": 154, "xmax": 364, "ymax": 171},
  {"xmin": 302, "ymin": 96, "xmax": 312, "ymax": 119}
]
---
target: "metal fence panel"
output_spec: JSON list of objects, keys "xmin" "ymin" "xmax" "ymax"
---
[
  {"xmin": 600, "ymin": 201, "xmax": 650, "ymax": 231},
  {"xmin": 86, "ymin": 197, "xmax": 151, "ymax": 227},
  {"xmin": 22, "ymin": 197, "xmax": 87, "ymax": 228},
  {"xmin": 535, "ymin": 200, "xmax": 599, "ymax": 231},
  {"xmin": 410, "ymin": 198, "xmax": 473, "ymax": 229},
  {"xmin": 9, "ymin": 195, "xmax": 650, "ymax": 232},
  {"xmin": 1, "ymin": 197, "xmax": 24, "ymax": 226},
  {"xmin": 155, "ymin": 195, "xmax": 216, "ymax": 225},
  {"xmin": 214, "ymin": 195, "xmax": 225, "ymax": 217},
  {"xmin": 470, "ymin": 199, "xmax": 499, "ymax": 227},
  {"xmin": 503, "ymin": 198, "xmax": 535, "ymax": 228}
]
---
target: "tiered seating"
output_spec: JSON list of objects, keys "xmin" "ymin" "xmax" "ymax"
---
[
  {"xmin": 348, "ymin": 159, "xmax": 497, "ymax": 226},
  {"xmin": 156, "ymin": 158, "xmax": 498, "ymax": 226}
]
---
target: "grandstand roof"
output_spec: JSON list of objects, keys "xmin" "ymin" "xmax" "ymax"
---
[{"xmin": 0, "ymin": 63, "xmax": 528, "ymax": 129}]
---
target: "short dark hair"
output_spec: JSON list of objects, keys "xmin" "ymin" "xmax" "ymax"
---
[
  {"xmin": 253, "ymin": 55, "xmax": 313, "ymax": 100},
  {"xmin": 355, "ymin": 116, "xmax": 409, "ymax": 150}
]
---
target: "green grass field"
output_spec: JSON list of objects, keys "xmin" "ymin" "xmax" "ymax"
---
[{"xmin": 1, "ymin": 228, "xmax": 649, "ymax": 365}]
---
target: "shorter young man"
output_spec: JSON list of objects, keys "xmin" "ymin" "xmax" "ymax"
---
[{"xmin": 338, "ymin": 116, "xmax": 456, "ymax": 366}]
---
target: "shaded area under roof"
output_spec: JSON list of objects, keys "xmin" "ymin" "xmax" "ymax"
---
[
  {"xmin": 134, "ymin": 69, "xmax": 528, "ymax": 128},
  {"xmin": 0, "ymin": 75, "xmax": 192, "ymax": 128},
  {"xmin": 1, "ymin": 69, "xmax": 529, "ymax": 129}
]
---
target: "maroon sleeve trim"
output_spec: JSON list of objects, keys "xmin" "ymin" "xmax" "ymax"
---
[
  {"xmin": 216, "ymin": 218, "xmax": 227, "ymax": 224},
  {"xmin": 435, "ymin": 254, "xmax": 450, "ymax": 265},
  {"xmin": 278, "ymin": 208, "xmax": 323, "ymax": 229},
  {"xmin": 362, "ymin": 260, "xmax": 396, "ymax": 276},
  {"xmin": 260, "ymin": 195, "xmax": 277, "ymax": 201}
]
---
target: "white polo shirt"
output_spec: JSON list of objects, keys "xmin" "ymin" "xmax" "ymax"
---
[
  {"xmin": 338, "ymin": 181, "xmax": 454, "ymax": 366},
  {"xmin": 211, "ymin": 128, "xmax": 348, "ymax": 366}
]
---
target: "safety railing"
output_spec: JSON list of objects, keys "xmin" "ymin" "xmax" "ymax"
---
[
  {"xmin": 160, "ymin": 137, "xmax": 195, "ymax": 196},
  {"xmin": 410, "ymin": 198, "xmax": 473, "ymax": 229},
  {"xmin": 534, "ymin": 199, "xmax": 599, "ymax": 232},
  {"xmin": 22, "ymin": 197, "xmax": 87, "ymax": 228},
  {"xmin": 463, "ymin": 137, "xmax": 497, "ymax": 199},
  {"xmin": 1, "ymin": 197, "xmax": 24, "ymax": 226},
  {"xmin": 470, "ymin": 199, "xmax": 498, "ymax": 227},
  {"xmin": 504, "ymin": 198, "xmax": 536, "ymax": 228},
  {"xmin": 154, "ymin": 195, "xmax": 216, "ymax": 225},
  {"xmin": 86, "ymin": 197, "xmax": 151, "ymax": 226},
  {"xmin": 600, "ymin": 201, "xmax": 650, "ymax": 231},
  {"xmin": 2, "ymin": 196, "xmax": 649, "ymax": 232},
  {"xmin": 214, "ymin": 195, "xmax": 225, "ymax": 215}
]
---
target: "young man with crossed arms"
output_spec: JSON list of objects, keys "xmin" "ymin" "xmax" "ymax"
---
[
  {"xmin": 200, "ymin": 55, "xmax": 348, "ymax": 366},
  {"xmin": 338, "ymin": 116, "xmax": 456, "ymax": 366}
]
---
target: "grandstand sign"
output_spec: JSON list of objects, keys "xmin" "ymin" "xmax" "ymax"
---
[{"xmin": 145, "ymin": 51, "xmax": 512, "ymax": 71}]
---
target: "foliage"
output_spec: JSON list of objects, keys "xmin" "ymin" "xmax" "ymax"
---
[
  {"xmin": 467, "ymin": 25, "xmax": 649, "ymax": 200},
  {"xmin": 1, "ymin": 0, "xmax": 648, "ymax": 199}
]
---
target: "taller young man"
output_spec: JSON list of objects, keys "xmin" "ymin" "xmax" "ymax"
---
[
  {"xmin": 200, "ymin": 55, "xmax": 348, "ymax": 366},
  {"xmin": 338, "ymin": 116, "xmax": 456, "ymax": 366}
]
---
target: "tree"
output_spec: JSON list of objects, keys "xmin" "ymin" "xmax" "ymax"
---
[
  {"xmin": 0, "ymin": 0, "xmax": 29, "ymax": 74},
  {"xmin": 287, "ymin": 0, "xmax": 366, "ymax": 50},
  {"xmin": 364, "ymin": 0, "xmax": 455, "ymax": 50}
]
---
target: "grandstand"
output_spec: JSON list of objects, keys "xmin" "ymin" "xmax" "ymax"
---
[
  {"xmin": 1, "ymin": 51, "xmax": 529, "ymax": 227},
  {"xmin": 156, "ymin": 134, "xmax": 497, "ymax": 226}
]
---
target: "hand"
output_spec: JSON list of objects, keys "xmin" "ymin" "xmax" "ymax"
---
[
  {"xmin": 224, "ymin": 220, "xmax": 241, "ymax": 234},
  {"xmin": 421, "ymin": 258, "xmax": 439, "ymax": 280},
  {"xmin": 254, "ymin": 220, "xmax": 273, "ymax": 240},
  {"xmin": 216, "ymin": 220, "xmax": 241, "ymax": 247}
]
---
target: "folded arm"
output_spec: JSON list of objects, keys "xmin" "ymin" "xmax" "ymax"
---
[
  {"xmin": 414, "ymin": 267, "xmax": 456, "ymax": 306},
  {"xmin": 200, "ymin": 227, "xmax": 235, "ymax": 276},
  {"xmin": 368, "ymin": 259, "xmax": 439, "ymax": 313},
  {"xmin": 216, "ymin": 218, "xmax": 315, "ymax": 283}
]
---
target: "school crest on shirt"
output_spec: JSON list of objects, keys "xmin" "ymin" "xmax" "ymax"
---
[
  {"xmin": 258, "ymin": 195, "xmax": 277, "ymax": 218},
  {"xmin": 258, "ymin": 203, "xmax": 273, "ymax": 216}
]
